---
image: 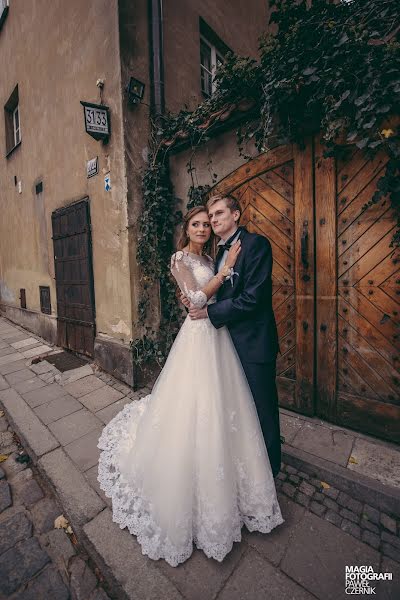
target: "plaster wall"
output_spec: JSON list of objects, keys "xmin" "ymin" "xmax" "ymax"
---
[
  {"xmin": 169, "ymin": 128, "xmax": 259, "ymax": 213},
  {"xmin": 163, "ymin": 0, "xmax": 269, "ymax": 113},
  {"xmin": 163, "ymin": 0, "xmax": 269, "ymax": 222},
  {"xmin": 118, "ymin": 0, "xmax": 152, "ymax": 328},
  {"xmin": 0, "ymin": 0, "xmax": 133, "ymax": 343}
]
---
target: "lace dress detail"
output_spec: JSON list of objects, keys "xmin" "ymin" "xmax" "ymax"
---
[
  {"xmin": 170, "ymin": 251, "xmax": 215, "ymax": 307},
  {"xmin": 98, "ymin": 250, "xmax": 283, "ymax": 567}
]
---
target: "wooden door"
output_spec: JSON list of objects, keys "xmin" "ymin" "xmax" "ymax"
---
[
  {"xmin": 214, "ymin": 140, "xmax": 400, "ymax": 443},
  {"xmin": 315, "ymin": 143, "xmax": 400, "ymax": 442},
  {"xmin": 52, "ymin": 198, "xmax": 96, "ymax": 357},
  {"xmin": 214, "ymin": 144, "xmax": 315, "ymax": 415}
]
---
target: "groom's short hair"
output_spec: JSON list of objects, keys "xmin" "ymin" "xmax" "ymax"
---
[{"xmin": 207, "ymin": 193, "xmax": 241, "ymax": 216}]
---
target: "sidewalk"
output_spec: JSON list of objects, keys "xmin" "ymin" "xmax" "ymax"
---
[{"xmin": 0, "ymin": 315, "xmax": 399, "ymax": 599}]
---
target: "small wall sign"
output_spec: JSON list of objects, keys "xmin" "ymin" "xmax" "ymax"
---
[
  {"xmin": 87, "ymin": 157, "xmax": 99, "ymax": 178},
  {"xmin": 80, "ymin": 101, "xmax": 110, "ymax": 142},
  {"xmin": 104, "ymin": 173, "xmax": 111, "ymax": 192}
]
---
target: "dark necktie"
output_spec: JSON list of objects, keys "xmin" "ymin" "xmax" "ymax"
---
[
  {"xmin": 215, "ymin": 242, "xmax": 232, "ymax": 266},
  {"xmin": 215, "ymin": 228, "xmax": 242, "ymax": 269}
]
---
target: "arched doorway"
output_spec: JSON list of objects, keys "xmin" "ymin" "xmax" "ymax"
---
[{"xmin": 212, "ymin": 138, "xmax": 400, "ymax": 443}]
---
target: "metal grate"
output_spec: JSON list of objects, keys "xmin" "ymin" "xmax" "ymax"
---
[{"xmin": 44, "ymin": 350, "xmax": 87, "ymax": 372}]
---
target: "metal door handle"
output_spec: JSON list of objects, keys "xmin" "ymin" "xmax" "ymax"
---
[{"xmin": 301, "ymin": 221, "xmax": 309, "ymax": 269}]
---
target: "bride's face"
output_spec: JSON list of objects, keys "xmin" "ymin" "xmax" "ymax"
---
[{"xmin": 187, "ymin": 211, "xmax": 211, "ymax": 245}]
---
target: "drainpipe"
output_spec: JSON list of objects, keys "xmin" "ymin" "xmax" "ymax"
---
[{"xmin": 149, "ymin": 0, "xmax": 165, "ymax": 118}]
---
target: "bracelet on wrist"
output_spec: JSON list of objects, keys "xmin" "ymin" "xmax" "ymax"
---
[{"xmin": 219, "ymin": 265, "xmax": 232, "ymax": 278}]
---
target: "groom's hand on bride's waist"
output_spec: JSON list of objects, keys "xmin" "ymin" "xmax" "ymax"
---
[{"xmin": 189, "ymin": 306, "xmax": 208, "ymax": 320}]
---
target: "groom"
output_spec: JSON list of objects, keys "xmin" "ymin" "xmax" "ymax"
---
[{"xmin": 188, "ymin": 194, "xmax": 281, "ymax": 477}]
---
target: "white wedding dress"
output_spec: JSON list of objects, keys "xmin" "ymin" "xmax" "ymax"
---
[{"xmin": 97, "ymin": 250, "xmax": 283, "ymax": 567}]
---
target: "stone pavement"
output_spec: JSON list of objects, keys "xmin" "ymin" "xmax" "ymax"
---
[
  {"xmin": 276, "ymin": 464, "xmax": 400, "ymax": 564},
  {"xmin": 0, "ymin": 410, "xmax": 111, "ymax": 599},
  {"xmin": 0, "ymin": 315, "xmax": 400, "ymax": 599},
  {"xmin": 280, "ymin": 408, "xmax": 400, "ymax": 512}
]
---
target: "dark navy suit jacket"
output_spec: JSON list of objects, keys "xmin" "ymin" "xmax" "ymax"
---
[{"xmin": 207, "ymin": 227, "xmax": 280, "ymax": 364}]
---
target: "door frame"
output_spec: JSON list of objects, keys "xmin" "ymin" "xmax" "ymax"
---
[{"xmin": 51, "ymin": 197, "xmax": 96, "ymax": 357}]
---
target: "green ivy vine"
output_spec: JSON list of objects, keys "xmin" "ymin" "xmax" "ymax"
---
[
  {"xmin": 131, "ymin": 0, "xmax": 400, "ymax": 373},
  {"xmin": 129, "ymin": 158, "xmax": 183, "ymax": 373}
]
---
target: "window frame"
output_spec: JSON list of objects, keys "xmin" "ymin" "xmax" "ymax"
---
[
  {"xmin": 4, "ymin": 84, "xmax": 21, "ymax": 157},
  {"xmin": 199, "ymin": 18, "xmax": 230, "ymax": 98},
  {"xmin": 0, "ymin": 0, "xmax": 10, "ymax": 31},
  {"xmin": 200, "ymin": 35, "xmax": 225, "ymax": 97}
]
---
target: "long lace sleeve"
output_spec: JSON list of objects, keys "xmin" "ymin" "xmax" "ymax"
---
[{"xmin": 170, "ymin": 252, "xmax": 208, "ymax": 308}]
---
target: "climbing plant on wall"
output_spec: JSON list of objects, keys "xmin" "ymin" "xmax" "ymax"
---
[{"xmin": 131, "ymin": 0, "xmax": 400, "ymax": 372}]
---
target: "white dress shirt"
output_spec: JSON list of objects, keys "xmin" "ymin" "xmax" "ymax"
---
[{"xmin": 217, "ymin": 229, "xmax": 241, "ymax": 272}]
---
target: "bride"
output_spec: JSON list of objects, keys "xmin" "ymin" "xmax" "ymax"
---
[{"xmin": 97, "ymin": 205, "xmax": 283, "ymax": 567}]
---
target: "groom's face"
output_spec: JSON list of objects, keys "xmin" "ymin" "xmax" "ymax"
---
[{"xmin": 208, "ymin": 199, "xmax": 240, "ymax": 239}]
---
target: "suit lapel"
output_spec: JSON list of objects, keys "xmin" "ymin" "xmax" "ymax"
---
[{"xmin": 214, "ymin": 226, "xmax": 247, "ymax": 273}]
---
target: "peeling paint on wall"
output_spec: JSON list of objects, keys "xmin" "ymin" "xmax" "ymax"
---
[
  {"xmin": 0, "ymin": 281, "xmax": 16, "ymax": 303},
  {"xmin": 110, "ymin": 319, "xmax": 131, "ymax": 337}
]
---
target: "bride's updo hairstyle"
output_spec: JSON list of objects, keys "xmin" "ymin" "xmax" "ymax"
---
[{"xmin": 177, "ymin": 205, "xmax": 214, "ymax": 254}]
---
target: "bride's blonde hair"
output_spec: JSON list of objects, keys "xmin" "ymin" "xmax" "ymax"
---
[{"xmin": 177, "ymin": 205, "xmax": 214, "ymax": 254}]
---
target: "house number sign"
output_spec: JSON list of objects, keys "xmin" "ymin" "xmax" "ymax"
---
[{"xmin": 80, "ymin": 101, "xmax": 110, "ymax": 142}]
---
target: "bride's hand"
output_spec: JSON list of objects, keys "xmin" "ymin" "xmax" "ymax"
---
[
  {"xmin": 180, "ymin": 293, "xmax": 191, "ymax": 309},
  {"xmin": 225, "ymin": 240, "xmax": 241, "ymax": 268}
]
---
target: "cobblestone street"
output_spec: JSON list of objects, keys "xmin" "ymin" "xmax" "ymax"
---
[
  {"xmin": 275, "ymin": 466, "xmax": 400, "ymax": 562},
  {"xmin": 0, "ymin": 410, "xmax": 110, "ymax": 599}
]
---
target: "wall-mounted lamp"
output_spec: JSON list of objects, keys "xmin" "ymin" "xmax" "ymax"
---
[{"xmin": 126, "ymin": 77, "xmax": 145, "ymax": 105}]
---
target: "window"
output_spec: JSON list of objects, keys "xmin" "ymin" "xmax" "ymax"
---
[
  {"xmin": 4, "ymin": 84, "xmax": 21, "ymax": 156},
  {"xmin": 35, "ymin": 181, "xmax": 43, "ymax": 195},
  {"xmin": 0, "ymin": 0, "xmax": 9, "ymax": 31},
  {"xmin": 200, "ymin": 38, "xmax": 224, "ymax": 97},
  {"xmin": 199, "ymin": 18, "xmax": 230, "ymax": 97}
]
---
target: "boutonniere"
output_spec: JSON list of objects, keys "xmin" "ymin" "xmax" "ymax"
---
[
  {"xmin": 218, "ymin": 265, "xmax": 239, "ymax": 286},
  {"xmin": 227, "ymin": 269, "xmax": 239, "ymax": 287}
]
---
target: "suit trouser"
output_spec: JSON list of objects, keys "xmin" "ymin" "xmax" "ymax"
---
[{"xmin": 241, "ymin": 359, "xmax": 281, "ymax": 477}]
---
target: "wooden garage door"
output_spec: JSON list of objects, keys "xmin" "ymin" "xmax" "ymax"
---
[{"xmin": 52, "ymin": 198, "xmax": 96, "ymax": 357}]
